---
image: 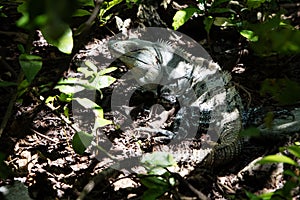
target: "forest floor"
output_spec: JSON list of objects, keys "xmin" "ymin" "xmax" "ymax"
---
[{"xmin": 0, "ymin": 2, "xmax": 300, "ymax": 200}]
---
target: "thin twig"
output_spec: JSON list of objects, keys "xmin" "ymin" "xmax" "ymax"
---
[{"xmin": 30, "ymin": 128, "xmax": 59, "ymax": 143}]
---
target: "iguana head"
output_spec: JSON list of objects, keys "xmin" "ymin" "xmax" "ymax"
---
[
  {"xmin": 108, "ymin": 38, "xmax": 196, "ymax": 106},
  {"xmin": 108, "ymin": 38, "xmax": 164, "ymax": 87}
]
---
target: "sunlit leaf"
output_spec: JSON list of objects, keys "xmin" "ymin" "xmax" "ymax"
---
[
  {"xmin": 72, "ymin": 131, "xmax": 93, "ymax": 155},
  {"xmin": 58, "ymin": 93, "xmax": 73, "ymax": 102},
  {"xmin": 257, "ymin": 154, "xmax": 298, "ymax": 166},
  {"xmin": 141, "ymin": 152, "xmax": 176, "ymax": 168},
  {"xmin": 287, "ymin": 145, "xmax": 300, "ymax": 159},
  {"xmin": 240, "ymin": 30, "xmax": 259, "ymax": 42},
  {"xmin": 78, "ymin": 67, "xmax": 94, "ymax": 78},
  {"xmin": 94, "ymin": 118, "xmax": 112, "ymax": 129},
  {"xmin": 41, "ymin": 22, "xmax": 73, "ymax": 54},
  {"xmin": 214, "ymin": 17, "xmax": 235, "ymax": 26},
  {"xmin": 74, "ymin": 97, "xmax": 99, "ymax": 110},
  {"xmin": 172, "ymin": 7, "xmax": 200, "ymax": 30},
  {"xmin": 99, "ymin": 0, "xmax": 123, "ymax": 25},
  {"xmin": 85, "ymin": 60, "xmax": 98, "ymax": 73},
  {"xmin": 99, "ymin": 67, "xmax": 117, "ymax": 75},
  {"xmin": 92, "ymin": 74, "xmax": 116, "ymax": 90}
]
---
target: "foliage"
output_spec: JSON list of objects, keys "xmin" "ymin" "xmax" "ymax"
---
[
  {"xmin": 19, "ymin": 54, "xmax": 42, "ymax": 83},
  {"xmin": 172, "ymin": 0, "xmax": 300, "ymax": 55},
  {"xmin": 72, "ymin": 131, "xmax": 93, "ymax": 155},
  {"xmin": 246, "ymin": 145, "xmax": 300, "ymax": 200},
  {"xmin": 16, "ymin": 0, "xmax": 82, "ymax": 54},
  {"xmin": 139, "ymin": 152, "xmax": 177, "ymax": 200},
  {"xmin": 0, "ymin": 0, "xmax": 128, "ymax": 157},
  {"xmin": 55, "ymin": 61, "xmax": 116, "ymax": 154},
  {"xmin": 260, "ymin": 78, "xmax": 300, "ymax": 105},
  {"xmin": 56, "ymin": 61, "xmax": 116, "ymax": 93},
  {"xmin": 99, "ymin": 0, "xmax": 123, "ymax": 26}
]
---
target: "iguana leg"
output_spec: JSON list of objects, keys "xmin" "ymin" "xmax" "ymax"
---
[{"xmin": 135, "ymin": 106, "xmax": 212, "ymax": 144}]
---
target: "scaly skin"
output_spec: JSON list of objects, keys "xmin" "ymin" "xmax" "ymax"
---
[{"xmin": 109, "ymin": 38, "xmax": 244, "ymax": 167}]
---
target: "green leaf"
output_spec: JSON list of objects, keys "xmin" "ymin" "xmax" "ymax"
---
[
  {"xmin": 287, "ymin": 145, "xmax": 300, "ymax": 159},
  {"xmin": 17, "ymin": 79, "xmax": 30, "ymax": 98},
  {"xmin": 172, "ymin": 7, "xmax": 200, "ymax": 30},
  {"xmin": 104, "ymin": 0, "xmax": 123, "ymax": 12},
  {"xmin": 78, "ymin": 0, "xmax": 94, "ymax": 7},
  {"xmin": 19, "ymin": 54, "xmax": 42, "ymax": 83},
  {"xmin": 41, "ymin": 24, "xmax": 73, "ymax": 54},
  {"xmin": 204, "ymin": 16, "xmax": 214, "ymax": 34},
  {"xmin": 85, "ymin": 60, "xmax": 98, "ymax": 73},
  {"xmin": 99, "ymin": 67, "xmax": 117, "ymax": 75},
  {"xmin": 140, "ymin": 176, "xmax": 169, "ymax": 189},
  {"xmin": 141, "ymin": 152, "xmax": 176, "ymax": 168},
  {"xmin": 73, "ymin": 9, "xmax": 91, "ymax": 17},
  {"xmin": 213, "ymin": 17, "xmax": 235, "ymax": 26},
  {"xmin": 94, "ymin": 117, "xmax": 112, "ymax": 130},
  {"xmin": 91, "ymin": 74, "xmax": 116, "ymax": 90},
  {"xmin": 245, "ymin": 191, "xmax": 262, "ymax": 200},
  {"xmin": 63, "ymin": 105, "xmax": 70, "ymax": 118},
  {"xmin": 78, "ymin": 67, "xmax": 95, "ymax": 78},
  {"xmin": 72, "ymin": 131, "xmax": 93, "ymax": 155},
  {"xmin": 240, "ymin": 30, "xmax": 259, "ymax": 42},
  {"xmin": 55, "ymin": 78, "xmax": 86, "ymax": 94},
  {"xmin": 0, "ymin": 81, "xmax": 17, "ymax": 87},
  {"xmin": 257, "ymin": 154, "xmax": 298, "ymax": 166},
  {"xmin": 45, "ymin": 95, "xmax": 56, "ymax": 104},
  {"xmin": 211, "ymin": 0, "xmax": 231, "ymax": 7},
  {"xmin": 247, "ymin": 0, "xmax": 266, "ymax": 9},
  {"xmin": 16, "ymin": 1, "xmax": 32, "ymax": 29},
  {"xmin": 142, "ymin": 187, "xmax": 166, "ymax": 200},
  {"xmin": 58, "ymin": 92, "xmax": 73, "ymax": 102},
  {"xmin": 99, "ymin": 0, "xmax": 123, "ymax": 25},
  {"xmin": 74, "ymin": 98, "xmax": 99, "ymax": 110},
  {"xmin": 283, "ymin": 169, "xmax": 298, "ymax": 177},
  {"xmin": 257, "ymin": 191, "xmax": 274, "ymax": 200}
]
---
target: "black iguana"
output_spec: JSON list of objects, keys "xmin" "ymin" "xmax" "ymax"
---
[{"xmin": 108, "ymin": 38, "xmax": 244, "ymax": 167}]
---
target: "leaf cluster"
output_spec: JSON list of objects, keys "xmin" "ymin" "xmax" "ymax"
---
[
  {"xmin": 172, "ymin": 0, "xmax": 300, "ymax": 55},
  {"xmin": 246, "ymin": 144, "xmax": 300, "ymax": 200}
]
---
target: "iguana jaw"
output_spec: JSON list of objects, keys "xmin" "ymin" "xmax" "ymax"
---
[
  {"xmin": 108, "ymin": 39, "xmax": 164, "ymax": 86},
  {"xmin": 108, "ymin": 39, "xmax": 147, "ymax": 58}
]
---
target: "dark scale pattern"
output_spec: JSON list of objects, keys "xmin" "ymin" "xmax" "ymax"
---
[{"xmin": 109, "ymin": 38, "xmax": 244, "ymax": 168}]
